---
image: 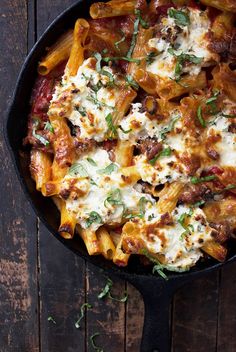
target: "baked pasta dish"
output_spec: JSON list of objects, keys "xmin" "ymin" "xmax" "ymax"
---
[{"xmin": 25, "ymin": 0, "xmax": 236, "ymax": 275}]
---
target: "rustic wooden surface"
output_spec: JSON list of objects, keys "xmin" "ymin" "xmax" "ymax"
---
[{"xmin": 1, "ymin": 1, "xmax": 236, "ymax": 351}]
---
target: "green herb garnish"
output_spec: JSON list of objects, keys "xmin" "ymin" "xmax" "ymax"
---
[
  {"xmin": 100, "ymin": 69, "xmax": 115, "ymax": 86},
  {"xmin": 146, "ymin": 51, "xmax": 157, "ymax": 65},
  {"xmin": 126, "ymin": 16, "xmax": 140, "ymax": 59},
  {"xmin": 119, "ymin": 125, "xmax": 132, "ymax": 134},
  {"xmin": 98, "ymin": 278, "xmax": 128, "ymax": 302},
  {"xmin": 104, "ymin": 189, "xmax": 124, "ymax": 209},
  {"xmin": 190, "ymin": 175, "xmax": 216, "ymax": 184},
  {"xmin": 168, "ymin": 49, "xmax": 202, "ymax": 81},
  {"xmin": 168, "ymin": 8, "xmax": 190, "ymax": 27},
  {"xmin": 178, "ymin": 211, "xmax": 194, "ymax": 239},
  {"xmin": 197, "ymin": 105, "xmax": 206, "ymax": 127},
  {"xmin": 32, "ymin": 120, "xmax": 50, "ymax": 146},
  {"xmin": 90, "ymin": 333, "xmax": 104, "ymax": 352},
  {"xmin": 125, "ymin": 75, "xmax": 139, "ymax": 90},
  {"xmin": 149, "ymin": 147, "xmax": 172, "ymax": 166},
  {"xmin": 94, "ymin": 52, "xmax": 102, "ymax": 72},
  {"xmin": 192, "ymin": 200, "xmax": 205, "ymax": 207},
  {"xmin": 87, "ymin": 95, "xmax": 114, "ymax": 109},
  {"xmin": 114, "ymin": 30, "xmax": 126, "ymax": 51},
  {"xmin": 87, "ymin": 158, "xmax": 97, "ymax": 166},
  {"xmin": 97, "ymin": 163, "xmax": 118, "ymax": 175},
  {"xmin": 69, "ymin": 163, "xmax": 88, "ymax": 177},
  {"xmin": 47, "ymin": 316, "xmax": 56, "ymax": 324},
  {"xmin": 103, "ymin": 56, "xmax": 141, "ymax": 64},
  {"xmin": 85, "ymin": 211, "xmax": 102, "ymax": 228},
  {"xmin": 44, "ymin": 121, "xmax": 54, "ymax": 133},
  {"xmin": 159, "ymin": 116, "xmax": 180, "ymax": 140},
  {"xmin": 222, "ymin": 113, "xmax": 236, "ymax": 118},
  {"xmin": 138, "ymin": 197, "xmax": 152, "ymax": 218},
  {"xmin": 141, "ymin": 249, "xmax": 168, "ymax": 280},
  {"xmin": 75, "ymin": 105, "xmax": 87, "ymax": 117},
  {"xmin": 105, "ymin": 113, "xmax": 117, "ymax": 138},
  {"xmin": 75, "ymin": 303, "xmax": 92, "ymax": 329},
  {"xmin": 134, "ymin": 9, "xmax": 149, "ymax": 28}
]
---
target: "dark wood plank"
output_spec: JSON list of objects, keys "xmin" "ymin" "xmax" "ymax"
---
[
  {"xmin": 86, "ymin": 265, "xmax": 126, "ymax": 352},
  {"xmin": 0, "ymin": 1, "xmax": 39, "ymax": 351},
  {"xmin": 36, "ymin": 2, "xmax": 87, "ymax": 351},
  {"xmin": 38, "ymin": 223, "xmax": 86, "ymax": 352},
  {"xmin": 172, "ymin": 272, "xmax": 219, "ymax": 352},
  {"xmin": 125, "ymin": 283, "xmax": 144, "ymax": 352},
  {"xmin": 217, "ymin": 263, "xmax": 236, "ymax": 352}
]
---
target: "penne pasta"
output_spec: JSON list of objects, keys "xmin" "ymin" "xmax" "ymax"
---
[
  {"xmin": 30, "ymin": 149, "xmax": 52, "ymax": 190},
  {"xmin": 157, "ymin": 182, "xmax": 184, "ymax": 213},
  {"xmin": 97, "ymin": 226, "xmax": 116, "ymax": 260},
  {"xmin": 58, "ymin": 201, "xmax": 77, "ymax": 239},
  {"xmin": 38, "ymin": 30, "xmax": 73, "ymax": 76},
  {"xmin": 77, "ymin": 226, "xmax": 101, "ymax": 256},
  {"xmin": 90, "ymin": 0, "xmax": 137, "ymax": 19}
]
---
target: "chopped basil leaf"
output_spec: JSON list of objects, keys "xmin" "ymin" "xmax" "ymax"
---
[
  {"xmin": 138, "ymin": 197, "xmax": 152, "ymax": 218},
  {"xmin": 101, "ymin": 48, "xmax": 108, "ymax": 55},
  {"xmin": 87, "ymin": 95, "xmax": 114, "ymax": 109},
  {"xmin": 32, "ymin": 120, "xmax": 50, "ymax": 146},
  {"xmin": 94, "ymin": 52, "xmax": 102, "ymax": 72},
  {"xmin": 85, "ymin": 211, "xmax": 102, "ymax": 228},
  {"xmin": 90, "ymin": 333, "xmax": 104, "ymax": 352},
  {"xmin": 44, "ymin": 121, "xmax": 54, "ymax": 133},
  {"xmin": 149, "ymin": 147, "xmax": 171, "ymax": 166},
  {"xmin": 222, "ymin": 113, "xmax": 236, "ymax": 118},
  {"xmin": 148, "ymin": 213, "xmax": 155, "ymax": 221},
  {"xmin": 98, "ymin": 278, "xmax": 128, "ymax": 302},
  {"xmin": 168, "ymin": 49, "xmax": 202, "ymax": 81},
  {"xmin": 146, "ymin": 51, "xmax": 157, "ymax": 65},
  {"xmin": 100, "ymin": 69, "xmax": 115, "ymax": 86},
  {"xmin": 75, "ymin": 105, "xmax": 87, "ymax": 117},
  {"xmin": 168, "ymin": 8, "xmax": 190, "ymax": 27},
  {"xmin": 97, "ymin": 163, "xmax": 118, "ymax": 175},
  {"xmin": 119, "ymin": 125, "xmax": 132, "ymax": 134},
  {"xmin": 87, "ymin": 157, "xmax": 97, "ymax": 166},
  {"xmin": 104, "ymin": 189, "xmax": 124, "ymax": 209},
  {"xmin": 224, "ymin": 184, "xmax": 236, "ymax": 190},
  {"xmin": 103, "ymin": 56, "xmax": 141, "ymax": 64},
  {"xmin": 141, "ymin": 249, "xmax": 168, "ymax": 280},
  {"xmin": 114, "ymin": 30, "xmax": 126, "ymax": 51},
  {"xmin": 192, "ymin": 200, "xmax": 205, "ymax": 207},
  {"xmin": 75, "ymin": 303, "xmax": 92, "ymax": 329},
  {"xmin": 134, "ymin": 9, "xmax": 149, "ymax": 29},
  {"xmin": 126, "ymin": 16, "xmax": 140, "ymax": 59},
  {"xmin": 197, "ymin": 105, "xmax": 206, "ymax": 127},
  {"xmin": 125, "ymin": 75, "xmax": 139, "ymax": 90},
  {"xmin": 105, "ymin": 113, "xmax": 117, "ymax": 138},
  {"xmin": 69, "ymin": 163, "xmax": 88, "ymax": 177},
  {"xmin": 47, "ymin": 316, "xmax": 56, "ymax": 324},
  {"xmin": 160, "ymin": 116, "xmax": 180, "ymax": 140},
  {"xmin": 190, "ymin": 175, "xmax": 216, "ymax": 184}
]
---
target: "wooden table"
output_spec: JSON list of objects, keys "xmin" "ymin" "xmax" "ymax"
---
[{"xmin": 1, "ymin": 1, "xmax": 236, "ymax": 351}]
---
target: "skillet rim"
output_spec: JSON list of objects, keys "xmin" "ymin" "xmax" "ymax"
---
[{"xmin": 4, "ymin": 0, "xmax": 236, "ymax": 283}]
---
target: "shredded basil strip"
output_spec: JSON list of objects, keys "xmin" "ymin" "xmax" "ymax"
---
[
  {"xmin": 159, "ymin": 116, "xmax": 180, "ymax": 140},
  {"xmin": 141, "ymin": 249, "xmax": 168, "ymax": 280},
  {"xmin": 97, "ymin": 163, "xmax": 118, "ymax": 175},
  {"xmin": 168, "ymin": 49, "xmax": 202, "ymax": 81},
  {"xmin": 69, "ymin": 163, "xmax": 88, "ymax": 177},
  {"xmin": 104, "ymin": 189, "xmax": 125, "ymax": 210},
  {"xmin": 168, "ymin": 8, "xmax": 190, "ymax": 27},
  {"xmin": 224, "ymin": 184, "xmax": 236, "ymax": 190},
  {"xmin": 98, "ymin": 278, "xmax": 128, "ymax": 302},
  {"xmin": 75, "ymin": 105, "xmax": 87, "ymax": 116},
  {"xmin": 146, "ymin": 51, "xmax": 157, "ymax": 65},
  {"xmin": 32, "ymin": 120, "xmax": 50, "ymax": 146},
  {"xmin": 87, "ymin": 95, "xmax": 114, "ymax": 110},
  {"xmin": 134, "ymin": 9, "xmax": 149, "ymax": 28},
  {"xmin": 197, "ymin": 105, "xmax": 206, "ymax": 127},
  {"xmin": 119, "ymin": 125, "xmax": 132, "ymax": 134},
  {"xmin": 47, "ymin": 316, "xmax": 56, "ymax": 324},
  {"xmin": 75, "ymin": 303, "xmax": 92, "ymax": 329},
  {"xmin": 90, "ymin": 333, "xmax": 104, "ymax": 352},
  {"xmin": 105, "ymin": 113, "xmax": 117, "ymax": 138},
  {"xmin": 138, "ymin": 197, "xmax": 152, "ymax": 218},
  {"xmin": 125, "ymin": 75, "xmax": 139, "ymax": 90},
  {"xmin": 100, "ymin": 69, "xmax": 115, "ymax": 86},
  {"xmin": 114, "ymin": 30, "xmax": 126, "ymax": 51},
  {"xmin": 192, "ymin": 200, "xmax": 205, "ymax": 207},
  {"xmin": 94, "ymin": 52, "xmax": 102, "ymax": 72},
  {"xmin": 126, "ymin": 15, "xmax": 140, "ymax": 59},
  {"xmin": 103, "ymin": 56, "xmax": 141, "ymax": 64},
  {"xmin": 191, "ymin": 175, "xmax": 216, "ymax": 184},
  {"xmin": 85, "ymin": 211, "xmax": 102, "ymax": 228},
  {"xmin": 87, "ymin": 158, "xmax": 97, "ymax": 166},
  {"xmin": 178, "ymin": 211, "xmax": 194, "ymax": 239},
  {"xmin": 44, "ymin": 121, "xmax": 54, "ymax": 133},
  {"xmin": 149, "ymin": 147, "xmax": 172, "ymax": 166},
  {"xmin": 222, "ymin": 113, "xmax": 236, "ymax": 118}
]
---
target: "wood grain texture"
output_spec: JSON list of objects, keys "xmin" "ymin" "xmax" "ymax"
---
[
  {"xmin": 0, "ymin": 1, "xmax": 39, "ymax": 351},
  {"xmin": 172, "ymin": 272, "xmax": 219, "ymax": 352}
]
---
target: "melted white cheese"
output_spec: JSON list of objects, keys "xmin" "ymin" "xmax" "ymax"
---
[
  {"xmin": 65, "ymin": 148, "xmax": 154, "ymax": 231},
  {"xmin": 147, "ymin": 8, "xmax": 217, "ymax": 79},
  {"xmin": 49, "ymin": 58, "xmax": 119, "ymax": 142},
  {"xmin": 141, "ymin": 204, "xmax": 213, "ymax": 268}
]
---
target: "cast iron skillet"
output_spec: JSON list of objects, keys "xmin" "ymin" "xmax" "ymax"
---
[{"xmin": 5, "ymin": 0, "xmax": 236, "ymax": 350}]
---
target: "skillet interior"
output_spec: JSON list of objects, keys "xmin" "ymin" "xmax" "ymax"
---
[{"xmin": 5, "ymin": 0, "xmax": 236, "ymax": 282}]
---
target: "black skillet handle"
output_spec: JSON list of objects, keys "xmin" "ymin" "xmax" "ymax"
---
[{"xmin": 129, "ymin": 275, "xmax": 192, "ymax": 352}]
